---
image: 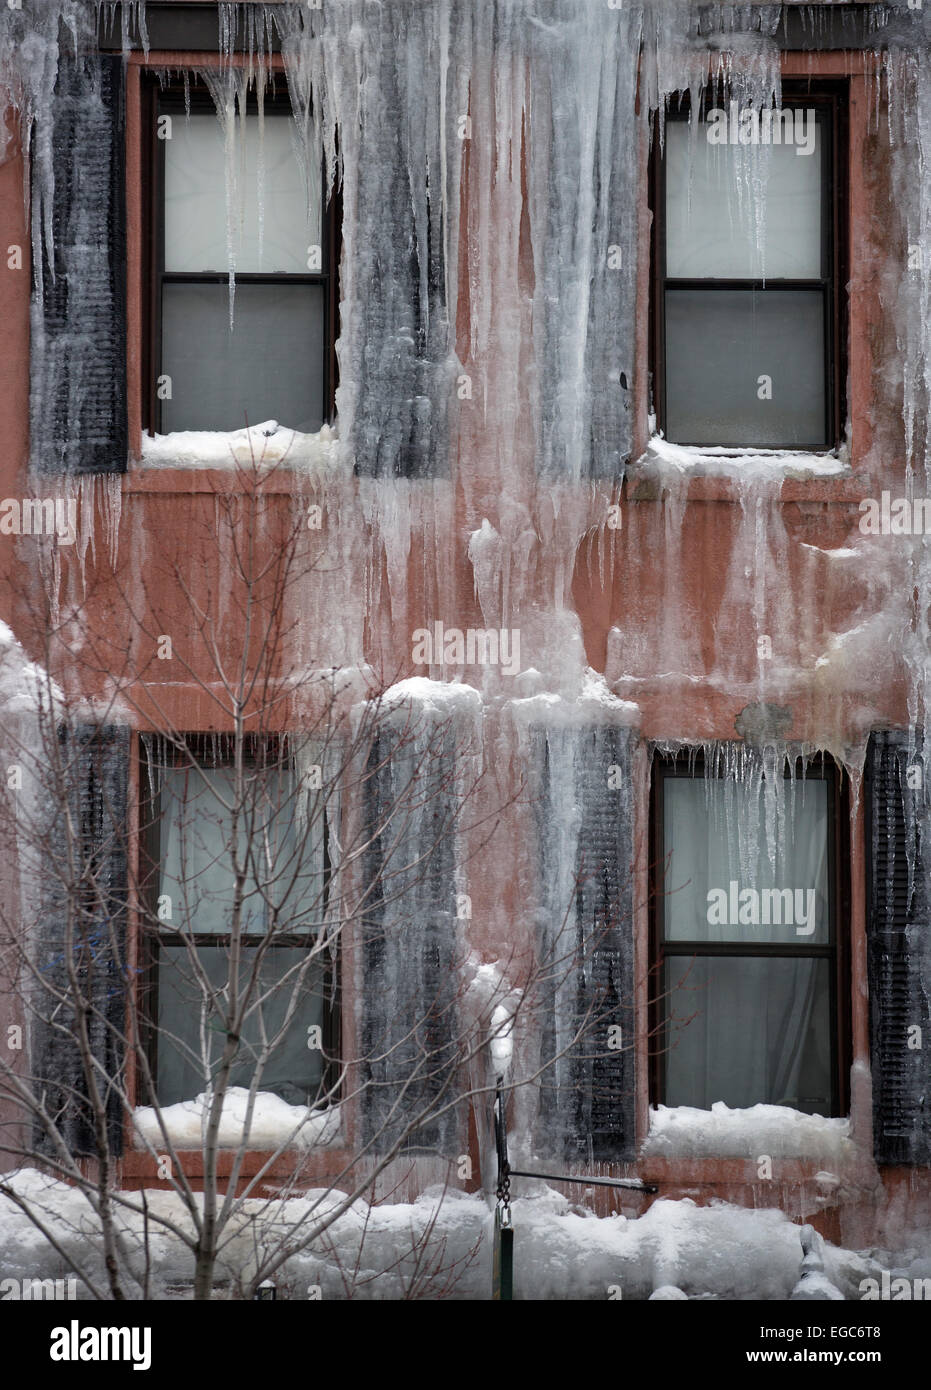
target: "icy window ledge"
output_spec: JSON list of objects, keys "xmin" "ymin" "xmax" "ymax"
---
[
  {"xmin": 634, "ymin": 433, "xmax": 851, "ymax": 481},
  {"xmin": 642, "ymin": 1103, "xmax": 854, "ymax": 1163},
  {"xmin": 138, "ymin": 421, "xmax": 340, "ymax": 471},
  {"xmin": 132, "ymin": 1088, "xmax": 342, "ymax": 1153}
]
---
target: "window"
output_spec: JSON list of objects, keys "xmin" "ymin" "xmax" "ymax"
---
[
  {"xmin": 652, "ymin": 87, "xmax": 846, "ymax": 449},
  {"xmin": 147, "ymin": 80, "xmax": 339, "ymax": 434},
  {"xmin": 140, "ymin": 739, "xmax": 336, "ymax": 1110},
  {"xmin": 651, "ymin": 754, "xmax": 848, "ymax": 1115}
]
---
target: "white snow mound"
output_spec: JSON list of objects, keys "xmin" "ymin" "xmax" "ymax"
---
[
  {"xmin": 133, "ymin": 1089, "xmax": 341, "ymax": 1152},
  {"xmin": 642, "ymin": 1102, "xmax": 854, "ymax": 1161}
]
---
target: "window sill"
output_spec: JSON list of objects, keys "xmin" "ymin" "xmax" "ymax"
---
[
  {"xmin": 120, "ymin": 1147, "xmax": 356, "ymax": 1187},
  {"xmin": 629, "ymin": 434, "xmax": 864, "ymax": 504},
  {"xmin": 636, "ymin": 1156, "xmax": 854, "ymax": 1191},
  {"xmin": 126, "ymin": 421, "xmax": 339, "ymax": 491}
]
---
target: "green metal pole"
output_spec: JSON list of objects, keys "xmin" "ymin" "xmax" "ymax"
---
[{"xmin": 492, "ymin": 1205, "xmax": 513, "ymax": 1301}]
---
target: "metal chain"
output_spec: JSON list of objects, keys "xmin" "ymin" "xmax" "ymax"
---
[
  {"xmin": 494, "ymin": 1079, "xmax": 512, "ymax": 1226},
  {"xmin": 495, "ymin": 1162, "xmax": 511, "ymax": 1212}
]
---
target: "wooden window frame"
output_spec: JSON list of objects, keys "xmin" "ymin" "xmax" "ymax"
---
[
  {"xmin": 648, "ymin": 750, "xmax": 851, "ymax": 1117},
  {"xmin": 137, "ymin": 733, "xmax": 339, "ymax": 1110},
  {"xmin": 141, "ymin": 72, "xmax": 341, "ymax": 436},
  {"xmin": 649, "ymin": 81, "xmax": 849, "ymax": 451}
]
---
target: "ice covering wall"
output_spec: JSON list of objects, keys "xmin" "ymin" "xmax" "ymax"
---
[
  {"xmin": 204, "ymin": 0, "xmax": 644, "ymax": 482},
  {"xmin": 3, "ymin": 0, "xmax": 931, "ymax": 1209},
  {"xmin": 359, "ymin": 681, "xmax": 481, "ymax": 1152}
]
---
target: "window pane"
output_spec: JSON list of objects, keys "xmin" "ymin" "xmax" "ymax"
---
[
  {"xmin": 157, "ymin": 946, "xmax": 327, "ymax": 1107},
  {"xmin": 160, "ymin": 282, "xmax": 325, "ymax": 433},
  {"xmin": 664, "ymin": 289, "xmax": 825, "ymax": 446},
  {"xmin": 164, "ymin": 113, "xmax": 320, "ymax": 273},
  {"xmin": 663, "ymin": 775, "xmax": 829, "ymax": 944},
  {"xmin": 664, "ymin": 956, "xmax": 832, "ymax": 1113},
  {"xmin": 160, "ymin": 765, "xmax": 324, "ymax": 935},
  {"xmin": 665, "ymin": 113, "xmax": 823, "ymax": 279}
]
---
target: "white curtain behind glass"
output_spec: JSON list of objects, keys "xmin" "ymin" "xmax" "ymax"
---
[
  {"xmin": 157, "ymin": 764, "xmax": 327, "ymax": 1105},
  {"xmin": 665, "ymin": 117, "xmax": 823, "ymax": 279},
  {"xmin": 663, "ymin": 776, "xmax": 832, "ymax": 1112},
  {"xmin": 160, "ymin": 766, "xmax": 321, "ymax": 935},
  {"xmin": 164, "ymin": 114, "xmax": 321, "ymax": 273}
]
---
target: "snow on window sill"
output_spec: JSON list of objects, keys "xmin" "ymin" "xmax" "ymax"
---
[
  {"xmin": 132, "ymin": 1088, "xmax": 342, "ymax": 1153},
  {"xmin": 135, "ymin": 420, "xmax": 340, "ymax": 473},
  {"xmin": 634, "ymin": 433, "xmax": 851, "ymax": 482},
  {"xmin": 641, "ymin": 1103, "xmax": 854, "ymax": 1164}
]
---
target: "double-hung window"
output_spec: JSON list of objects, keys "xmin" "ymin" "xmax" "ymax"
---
[
  {"xmin": 141, "ymin": 739, "xmax": 335, "ymax": 1110},
  {"xmin": 653, "ymin": 87, "xmax": 845, "ymax": 448},
  {"xmin": 148, "ymin": 81, "xmax": 338, "ymax": 434},
  {"xmin": 652, "ymin": 754, "xmax": 847, "ymax": 1115}
]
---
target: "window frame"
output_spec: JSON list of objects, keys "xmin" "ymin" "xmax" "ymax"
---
[
  {"xmin": 649, "ymin": 750, "xmax": 851, "ymax": 1117},
  {"xmin": 137, "ymin": 733, "xmax": 339, "ymax": 1111},
  {"xmin": 649, "ymin": 81, "xmax": 848, "ymax": 452},
  {"xmin": 141, "ymin": 73, "xmax": 341, "ymax": 437}
]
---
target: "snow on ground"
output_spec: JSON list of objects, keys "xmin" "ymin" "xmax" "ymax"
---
[
  {"xmin": 132, "ymin": 1089, "xmax": 341, "ymax": 1153},
  {"xmin": 0, "ymin": 1174, "xmax": 885, "ymax": 1300},
  {"xmin": 139, "ymin": 422, "xmax": 339, "ymax": 471},
  {"xmin": 643, "ymin": 1103, "xmax": 855, "ymax": 1163}
]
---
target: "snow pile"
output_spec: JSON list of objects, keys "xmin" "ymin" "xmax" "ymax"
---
[
  {"xmin": 132, "ymin": 1089, "xmax": 341, "ymax": 1153},
  {"xmin": 791, "ymin": 1225, "xmax": 845, "ymax": 1301},
  {"xmin": 489, "ymin": 1005, "xmax": 515, "ymax": 1077},
  {"xmin": 0, "ymin": 1175, "xmax": 884, "ymax": 1300},
  {"xmin": 0, "ymin": 620, "xmax": 58, "ymax": 715},
  {"xmin": 506, "ymin": 668, "xmax": 640, "ymax": 726},
  {"xmin": 637, "ymin": 433, "xmax": 851, "ymax": 480},
  {"xmin": 377, "ymin": 677, "xmax": 483, "ymax": 720},
  {"xmin": 579, "ymin": 668, "xmax": 641, "ymax": 720},
  {"xmin": 460, "ymin": 956, "xmax": 521, "ymax": 1081},
  {"xmin": 140, "ymin": 422, "xmax": 339, "ymax": 472},
  {"xmin": 643, "ymin": 1103, "xmax": 855, "ymax": 1162},
  {"xmin": 504, "ymin": 1190, "xmax": 875, "ymax": 1301}
]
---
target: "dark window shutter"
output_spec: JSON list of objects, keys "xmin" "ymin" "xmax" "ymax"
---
[
  {"xmin": 866, "ymin": 731, "xmax": 931, "ymax": 1165},
  {"xmin": 535, "ymin": 724, "xmax": 636, "ymax": 1162},
  {"xmin": 34, "ymin": 725, "xmax": 130, "ymax": 1158},
  {"xmin": 30, "ymin": 53, "xmax": 127, "ymax": 475},
  {"xmin": 360, "ymin": 723, "xmax": 461, "ymax": 1152},
  {"xmin": 349, "ymin": 11, "xmax": 450, "ymax": 479}
]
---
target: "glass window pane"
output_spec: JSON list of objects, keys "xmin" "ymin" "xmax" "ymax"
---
[
  {"xmin": 663, "ymin": 956, "xmax": 832, "ymax": 1113},
  {"xmin": 665, "ymin": 112, "xmax": 823, "ymax": 279},
  {"xmin": 663, "ymin": 775, "xmax": 829, "ymax": 944},
  {"xmin": 664, "ymin": 289, "xmax": 825, "ymax": 446},
  {"xmin": 157, "ymin": 946, "xmax": 327, "ymax": 1107},
  {"xmin": 164, "ymin": 112, "xmax": 320, "ymax": 273},
  {"xmin": 160, "ymin": 282, "xmax": 325, "ymax": 434},
  {"xmin": 159, "ymin": 764, "xmax": 324, "ymax": 935}
]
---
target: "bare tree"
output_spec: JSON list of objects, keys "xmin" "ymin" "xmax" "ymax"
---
[{"xmin": 0, "ymin": 451, "xmax": 641, "ymax": 1300}]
